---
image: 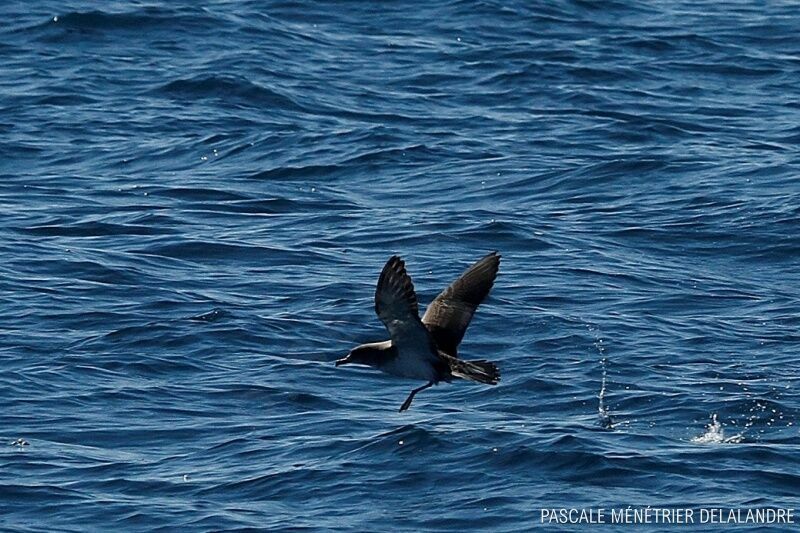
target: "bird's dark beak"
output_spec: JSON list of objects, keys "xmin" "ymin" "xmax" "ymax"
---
[{"xmin": 335, "ymin": 356, "xmax": 350, "ymax": 367}]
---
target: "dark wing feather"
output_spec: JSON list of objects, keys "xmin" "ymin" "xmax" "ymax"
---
[
  {"xmin": 375, "ymin": 256, "xmax": 433, "ymax": 351},
  {"xmin": 421, "ymin": 252, "xmax": 500, "ymax": 356}
]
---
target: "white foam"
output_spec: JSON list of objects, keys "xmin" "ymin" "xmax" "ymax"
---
[{"xmin": 691, "ymin": 414, "xmax": 743, "ymax": 444}]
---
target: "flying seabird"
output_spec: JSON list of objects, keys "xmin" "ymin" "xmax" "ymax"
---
[{"xmin": 336, "ymin": 252, "xmax": 501, "ymax": 412}]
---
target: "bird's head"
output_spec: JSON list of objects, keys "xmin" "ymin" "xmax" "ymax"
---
[{"xmin": 335, "ymin": 343, "xmax": 385, "ymax": 368}]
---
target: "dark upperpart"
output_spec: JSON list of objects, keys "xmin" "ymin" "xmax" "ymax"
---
[
  {"xmin": 420, "ymin": 251, "xmax": 500, "ymax": 357},
  {"xmin": 335, "ymin": 341, "xmax": 394, "ymax": 368}
]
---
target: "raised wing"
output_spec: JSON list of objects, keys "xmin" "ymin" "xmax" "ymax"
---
[
  {"xmin": 422, "ymin": 251, "xmax": 500, "ymax": 356},
  {"xmin": 375, "ymin": 256, "xmax": 435, "ymax": 353}
]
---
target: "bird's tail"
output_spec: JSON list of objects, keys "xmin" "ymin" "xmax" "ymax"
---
[{"xmin": 449, "ymin": 358, "xmax": 500, "ymax": 385}]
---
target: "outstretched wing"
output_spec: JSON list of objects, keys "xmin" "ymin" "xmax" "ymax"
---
[
  {"xmin": 375, "ymin": 256, "xmax": 436, "ymax": 355},
  {"xmin": 422, "ymin": 252, "xmax": 500, "ymax": 357}
]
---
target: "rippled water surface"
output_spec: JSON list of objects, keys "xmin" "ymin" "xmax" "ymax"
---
[{"xmin": 2, "ymin": 1, "xmax": 799, "ymax": 531}]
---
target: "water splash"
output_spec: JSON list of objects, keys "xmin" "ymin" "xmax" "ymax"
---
[
  {"xmin": 691, "ymin": 414, "xmax": 743, "ymax": 444},
  {"xmin": 588, "ymin": 324, "xmax": 613, "ymax": 429},
  {"xmin": 598, "ymin": 358, "xmax": 613, "ymax": 429}
]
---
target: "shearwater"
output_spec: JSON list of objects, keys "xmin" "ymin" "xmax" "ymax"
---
[{"xmin": 336, "ymin": 252, "xmax": 501, "ymax": 411}]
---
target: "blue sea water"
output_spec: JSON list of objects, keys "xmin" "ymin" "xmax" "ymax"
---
[{"xmin": 2, "ymin": 1, "xmax": 799, "ymax": 531}]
